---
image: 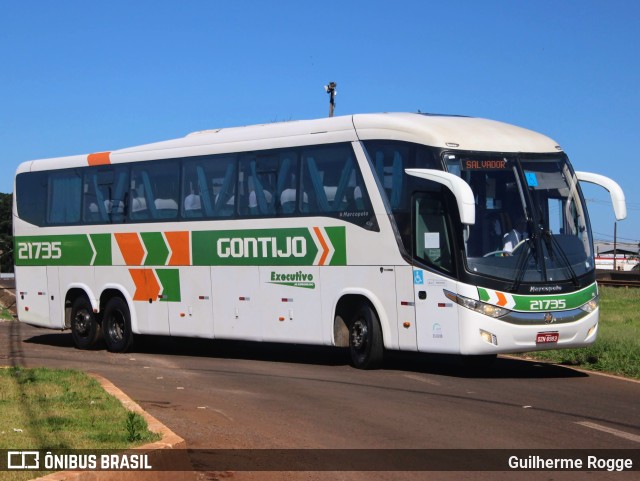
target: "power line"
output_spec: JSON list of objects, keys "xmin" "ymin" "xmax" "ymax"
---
[
  {"xmin": 594, "ymin": 231, "xmax": 639, "ymax": 242},
  {"xmin": 584, "ymin": 198, "xmax": 640, "ymax": 210}
]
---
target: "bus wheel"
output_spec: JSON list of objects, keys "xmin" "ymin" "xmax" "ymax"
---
[
  {"xmin": 102, "ymin": 297, "xmax": 134, "ymax": 353},
  {"xmin": 70, "ymin": 297, "xmax": 101, "ymax": 349},
  {"xmin": 349, "ymin": 304, "xmax": 383, "ymax": 369}
]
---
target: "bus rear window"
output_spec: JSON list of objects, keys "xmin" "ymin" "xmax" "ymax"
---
[{"xmin": 16, "ymin": 171, "xmax": 48, "ymax": 226}]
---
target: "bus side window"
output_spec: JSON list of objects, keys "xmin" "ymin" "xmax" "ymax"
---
[
  {"xmin": 300, "ymin": 143, "xmax": 373, "ymax": 226},
  {"xmin": 302, "ymin": 145, "xmax": 351, "ymax": 214},
  {"xmin": 83, "ymin": 169, "xmax": 108, "ymax": 223},
  {"xmin": 82, "ymin": 169, "xmax": 127, "ymax": 224},
  {"xmin": 131, "ymin": 161, "xmax": 179, "ymax": 221},
  {"xmin": 276, "ymin": 154, "xmax": 300, "ymax": 214},
  {"xmin": 239, "ymin": 155, "xmax": 278, "ymax": 216},
  {"xmin": 109, "ymin": 167, "xmax": 129, "ymax": 223},
  {"xmin": 413, "ymin": 192, "xmax": 453, "ymax": 273},
  {"xmin": 16, "ymin": 172, "xmax": 48, "ymax": 226},
  {"xmin": 48, "ymin": 171, "xmax": 82, "ymax": 225},
  {"xmin": 182, "ymin": 155, "xmax": 237, "ymax": 219}
]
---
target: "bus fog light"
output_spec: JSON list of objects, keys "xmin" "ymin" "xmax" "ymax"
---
[
  {"xmin": 586, "ymin": 323, "xmax": 598, "ymax": 339},
  {"xmin": 480, "ymin": 329, "xmax": 498, "ymax": 346}
]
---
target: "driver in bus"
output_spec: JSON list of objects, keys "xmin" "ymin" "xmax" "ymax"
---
[{"xmin": 503, "ymin": 216, "xmax": 527, "ymax": 253}]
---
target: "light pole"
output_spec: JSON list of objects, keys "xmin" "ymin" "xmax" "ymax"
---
[
  {"xmin": 613, "ymin": 222, "xmax": 617, "ymax": 271},
  {"xmin": 324, "ymin": 82, "xmax": 337, "ymax": 117}
]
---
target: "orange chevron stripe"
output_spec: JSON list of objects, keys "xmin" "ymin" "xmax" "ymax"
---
[
  {"xmin": 495, "ymin": 291, "xmax": 508, "ymax": 307},
  {"xmin": 129, "ymin": 269, "xmax": 161, "ymax": 301},
  {"xmin": 313, "ymin": 227, "xmax": 329, "ymax": 266},
  {"xmin": 165, "ymin": 231, "xmax": 190, "ymax": 266},
  {"xmin": 115, "ymin": 233, "xmax": 145, "ymax": 266},
  {"xmin": 87, "ymin": 151, "xmax": 111, "ymax": 166}
]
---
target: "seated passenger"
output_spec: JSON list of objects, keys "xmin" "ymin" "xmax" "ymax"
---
[
  {"xmin": 155, "ymin": 197, "xmax": 178, "ymax": 210},
  {"xmin": 503, "ymin": 217, "xmax": 527, "ymax": 253},
  {"xmin": 184, "ymin": 192, "xmax": 201, "ymax": 211},
  {"xmin": 154, "ymin": 182, "xmax": 179, "ymax": 211},
  {"xmin": 248, "ymin": 189, "xmax": 273, "ymax": 214},
  {"xmin": 131, "ymin": 193, "xmax": 147, "ymax": 212}
]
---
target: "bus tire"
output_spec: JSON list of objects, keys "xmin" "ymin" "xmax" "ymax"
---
[
  {"xmin": 70, "ymin": 297, "xmax": 101, "ymax": 349},
  {"xmin": 349, "ymin": 304, "xmax": 383, "ymax": 369},
  {"xmin": 102, "ymin": 297, "xmax": 134, "ymax": 353}
]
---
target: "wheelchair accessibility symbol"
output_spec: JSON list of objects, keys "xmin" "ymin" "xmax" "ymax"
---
[{"xmin": 413, "ymin": 270, "xmax": 424, "ymax": 285}]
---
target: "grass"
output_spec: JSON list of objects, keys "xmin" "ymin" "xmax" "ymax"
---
[
  {"xmin": 522, "ymin": 286, "xmax": 640, "ymax": 379},
  {"xmin": 0, "ymin": 306, "xmax": 13, "ymax": 320},
  {"xmin": 0, "ymin": 367, "xmax": 160, "ymax": 481}
]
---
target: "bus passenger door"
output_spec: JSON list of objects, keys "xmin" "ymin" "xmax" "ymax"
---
[
  {"xmin": 259, "ymin": 266, "xmax": 322, "ymax": 344},
  {"xmin": 168, "ymin": 267, "xmax": 214, "ymax": 338},
  {"xmin": 212, "ymin": 266, "xmax": 262, "ymax": 341},
  {"xmin": 395, "ymin": 265, "xmax": 417, "ymax": 351},
  {"xmin": 412, "ymin": 192, "xmax": 460, "ymax": 353},
  {"xmin": 16, "ymin": 266, "xmax": 51, "ymax": 328},
  {"xmin": 127, "ymin": 268, "xmax": 170, "ymax": 335},
  {"xmin": 46, "ymin": 266, "xmax": 64, "ymax": 328}
]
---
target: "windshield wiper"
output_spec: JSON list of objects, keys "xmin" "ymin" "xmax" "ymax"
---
[
  {"xmin": 509, "ymin": 237, "xmax": 534, "ymax": 292},
  {"xmin": 545, "ymin": 229, "xmax": 580, "ymax": 287},
  {"xmin": 509, "ymin": 218, "xmax": 538, "ymax": 292}
]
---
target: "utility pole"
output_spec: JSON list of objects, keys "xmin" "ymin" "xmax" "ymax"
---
[
  {"xmin": 324, "ymin": 82, "xmax": 337, "ymax": 117},
  {"xmin": 613, "ymin": 222, "xmax": 617, "ymax": 271}
]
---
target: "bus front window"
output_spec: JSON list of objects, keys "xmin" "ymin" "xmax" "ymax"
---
[{"xmin": 446, "ymin": 154, "xmax": 594, "ymax": 284}]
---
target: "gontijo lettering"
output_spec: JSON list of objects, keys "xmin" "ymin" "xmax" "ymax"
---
[{"xmin": 218, "ymin": 236, "xmax": 306, "ymax": 259}]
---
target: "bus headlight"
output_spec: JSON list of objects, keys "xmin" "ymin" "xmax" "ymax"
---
[
  {"xmin": 444, "ymin": 290, "xmax": 510, "ymax": 318},
  {"xmin": 580, "ymin": 296, "xmax": 599, "ymax": 313}
]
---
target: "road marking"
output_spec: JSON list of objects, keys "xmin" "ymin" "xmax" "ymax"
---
[
  {"xmin": 212, "ymin": 409, "xmax": 234, "ymax": 422},
  {"xmin": 403, "ymin": 374, "xmax": 441, "ymax": 386},
  {"xmin": 576, "ymin": 421, "xmax": 640, "ymax": 443}
]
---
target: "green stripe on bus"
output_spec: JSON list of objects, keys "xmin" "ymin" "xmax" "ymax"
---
[
  {"xmin": 156, "ymin": 269, "xmax": 181, "ymax": 302},
  {"xmin": 15, "ymin": 235, "xmax": 96, "ymax": 266},
  {"xmin": 477, "ymin": 283, "xmax": 597, "ymax": 311},
  {"xmin": 15, "ymin": 226, "xmax": 347, "ymax": 267},
  {"xmin": 141, "ymin": 232, "xmax": 169, "ymax": 266},
  {"xmin": 325, "ymin": 226, "xmax": 347, "ymax": 266},
  {"xmin": 90, "ymin": 233, "xmax": 111, "ymax": 266}
]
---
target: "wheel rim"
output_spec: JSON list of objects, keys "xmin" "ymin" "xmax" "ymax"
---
[
  {"xmin": 351, "ymin": 318, "xmax": 368, "ymax": 351},
  {"xmin": 108, "ymin": 309, "xmax": 126, "ymax": 343},
  {"xmin": 73, "ymin": 309, "xmax": 92, "ymax": 338}
]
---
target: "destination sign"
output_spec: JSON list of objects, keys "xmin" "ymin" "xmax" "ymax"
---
[{"xmin": 461, "ymin": 159, "xmax": 509, "ymax": 170}]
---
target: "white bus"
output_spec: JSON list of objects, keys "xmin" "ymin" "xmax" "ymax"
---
[{"xmin": 13, "ymin": 113, "xmax": 626, "ymax": 368}]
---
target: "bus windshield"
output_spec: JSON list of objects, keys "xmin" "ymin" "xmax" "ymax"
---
[{"xmin": 446, "ymin": 154, "xmax": 594, "ymax": 283}]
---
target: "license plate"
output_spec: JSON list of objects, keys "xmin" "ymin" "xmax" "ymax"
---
[{"xmin": 536, "ymin": 332, "xmax": 559, "ymax": 344}]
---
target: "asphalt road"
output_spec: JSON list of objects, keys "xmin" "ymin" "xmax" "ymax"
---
[{"xmin": 1, "ymin": 320, "xmax": 639, "ymax": 481}]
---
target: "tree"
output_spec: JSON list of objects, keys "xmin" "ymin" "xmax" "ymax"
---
[{"xmin": 0, "ymin": 193, "xmax": 13, "ymax": 273}]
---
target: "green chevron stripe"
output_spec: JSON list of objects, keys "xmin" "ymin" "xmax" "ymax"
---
[
  {"xmin": 156, "ymin": 269, "xmax": 181, "ymax": 302},
  {"xmin": 141, "ymin": 232, "xmax": 169, "ymax": 266}
]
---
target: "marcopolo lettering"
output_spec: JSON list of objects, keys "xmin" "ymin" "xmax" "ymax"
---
[{"xmin": 217, "ymin": 236, "xmax": 306, "ymax": 259}]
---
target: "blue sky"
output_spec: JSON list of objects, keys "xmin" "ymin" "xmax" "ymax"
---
[{"xmin": 1, "ymin": 0, "xmax": 638, "ymax": 244}]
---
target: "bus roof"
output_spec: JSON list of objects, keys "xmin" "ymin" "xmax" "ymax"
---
[{"xmin": 17, "ymin": 113, "xmax": 562, "ymax": 173}]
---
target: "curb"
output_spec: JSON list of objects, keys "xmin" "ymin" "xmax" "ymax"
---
[{"xmin": 32, "ymin": 373, "xmax": 197, "ymax": 481}]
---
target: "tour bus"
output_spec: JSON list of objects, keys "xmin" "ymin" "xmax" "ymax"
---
[{"xmin": 13, "ymin": 113, "xmax": 626, "ymax": 368}]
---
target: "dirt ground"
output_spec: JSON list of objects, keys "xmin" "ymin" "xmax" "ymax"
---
[{"xmin": 0, "ymin": 285, "xmax": 16, "ymax": 316}]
